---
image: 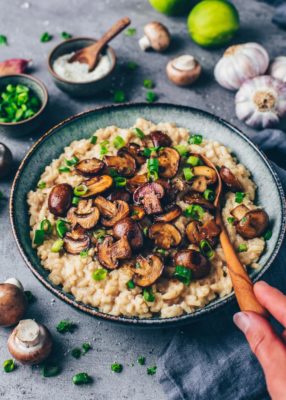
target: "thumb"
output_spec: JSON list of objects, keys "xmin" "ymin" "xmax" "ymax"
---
[{"xmin": 234, "ymin": 312, "xmax": 286, "ymax": 398}]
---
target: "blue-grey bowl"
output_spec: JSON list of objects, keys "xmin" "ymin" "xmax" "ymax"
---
[{"xmin": 10, "ymin": 104, "xmax": 286, "ymax": 326}]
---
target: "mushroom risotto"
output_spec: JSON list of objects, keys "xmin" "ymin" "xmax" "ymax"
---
[{"xmin": 27, "ymin": 118, "xmax": 270, "ymax": 319}]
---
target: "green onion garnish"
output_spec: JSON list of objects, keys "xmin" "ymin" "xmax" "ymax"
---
[
  {"xmin": 184, "ymin": 204, "xmax": 204, "ymax": 220},
  {"xmin": 72, "ymin": 196, "xmax": 80, "ymax": 206},
  {"xmin": 80, "ymin": 249, "xmax": 89, "ymax": 258},
  {"xmin": 72, "ymin": 372, "xmax": 92, "ymax": 385},
  {"xmin": 40, "ymin": 219, "xmax": 52, "ymax": 234},
  {"xmin": 147, "ymin": 366, "xmax": 157, "ymax": 375},
  {"xmin": 82, "ymin": 343, "xmax": 92, "ymax": 354},
  {"xmin": 143, "ymin": 79, "xmax": 154, "ymax": 89},
  {"xmin": 92, "ymin": 268, "xmax": 108, "ymax": 281},
  {"xmin": 173, "ymin": 145, "xmax": 188, "ymax": 156},
  {"xmin": 113, "ymin": 90, "xmax": 125, "ymax": 103},
  {"xmin": 56, "ymin": 219, "xmax": 68, "ymax": 238},
  {"xmin": 33, "ymin": 229, "xmax": 45, "ymax": 245},
  {"xmin": 137, "ymin": 356, "xmax": 146, "ymax": 365},
  {"xmin": 71, "ymin": 348, "xmax": 82, "ymax": 359},
  {"xmin": 143, "ymin": 227, "xmax": 148, "ymax": 236},
  {"xmin": 58, "ymin": 166, "xmax": 71, "ymax": 173},
  {"xmin": 40, "ymin": 32, "xmax": 52, "ymax": 42},
  {"xmin": 74, "ymin": 184, "xmax": 88, "ymax": 197},
  {"xmin": 147, "ymin": 158, "xmax": 159, "ymax": 181},
  {"xmin": 114, "ymin": 176, "xmax": 127, "ymax": 187},
  {"xmin": 143, "ymin": 287, "xmax": 155, "ymax": 302},
  {"xmin": 146, "ymin": 91, "xmax": 157, "ymax": 103},
  {"xmin": 199, "ymin": 239, "xmax": 214, "ymax": 259},
  {"xmin": 186, "ymin": 155, "xmax": 201, "ymax": 166},
  {"xmin": 41, "ymin": 364, "xmax": 60, "ymax": 378},
  {"xmin": 61, "ymin": 32, "xmax": 72, "ymax": 40},
  {"xmin": 56, "ymin": 320, "xmax": 76, "ymax": 334},
  {"xmin": 93, "ymin": 229, "xmax": 106, "ymax": 240},
  {"xmin": 203, "ymin": 189, "xmax": 215, "ymax": 202},
  {"xmin": 235, "ymin": 192, "xmax": 245, "ymax": 204},
  {"xmin": 127, "ymin": 279, "xmax": 135, "ymax": 289},
  {"xmin": 127, "ymin": 61, "xmax": 138, "ymax": 70},
  {"xmin": 65, "ymin": 156, "xmax": 79, "ymax": 166},
  {"xmin": 174, "ymin": 265, "xmax": 192, "ymax": 285},
  {"xmin": 124, "ymin": 27, "xmax": 136, "ymax": 36},
  {"xmin": 183, "ymin": 167, "xmax": 194, "ymax": 181},
  {"xmin": 99, "ymin": 140, "xmax": 109, "ymax": 156},
  {"xmin": 3, "ymin": 359, "xmax": 15, "ymax": 373},
  {"xmin": 113, "ymin": 135, "xmax": 125, "ymax": 149},
  {"xmin": 90, "ymin": 135, "xmax": 97, "ymax": 144},
  {"xmin": 227, "ymin": 217, "xmax": 235, "ymax": 225},
  {"xmin": 237, "ymin": 243, "xmax": 248, "ymax": 253},
  {"xmin": 0, "ymin": 35, "xmax": 7, "ymax": 45},
  {"xmin": 156, "ymin": 248, "xmax": 166, "ymax": 256},
  {"xmin": 142, "ymin": 148, "xmax": 152, "ymax": 157},
  {"xmin": 134, "ymin": 127, "xmax": 145, "ymax": 139},
  {"xmin": 51, "ymin": 239, "xmax": 64, "ymax": 253},
  {"xmin": 37, "ymin": 181, "xmax": 46, "ymax": 189},
  {"xmin": 111, "ymin": 363, "xmax": 123, "ymax": 373},
  {"xmin": 263, "ymin": 230, "xmax": 272, "ymax": 241},
  {"xmin": 188, "ymin": 134, "xmax": 203, "ymax": 145}
]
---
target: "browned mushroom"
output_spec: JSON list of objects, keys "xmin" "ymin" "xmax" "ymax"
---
[
  {"xmin": 119, "ymin": 143, "xmax": 146, "ymax": 166},
  {"xmin": 80, "ymin": 175, "xmax": 113, "ymax": 198},
  {"xmin": 104, "ymin": 152, "xmax": 136, "ymax": 177},
  {"xmin": 94, "ymin": 196, "xmax": 129, "ymax": 227},
  {"xmin": 48, "ymin": 183, "xmax": 73, "ymax": 216},
  {"xmin": 133, "ymin": 255, "xmax": 164, "ymax": 287},
  {"xmin": 230, "ymin": 205, "xmax": 269, "ymax": 239},
  {"xmin": 75, "ymin": 157, "xmax": 105, "ymax": 176},
  {"xmin": 67, "ymin": 199, "xmax": 100, "ymax": 229},
  {"xmin": 0, "ymin": 280, "xmax": 27, "ymax": 327},
  {"xmin": 130, "ymin": 205, "xmax": 145, "ymax": 221},
  {"xmin": 98, "ymin": 236, "xmax": 132, "ymax": 269},
  {"xmin": 150, "ymin": 130, "xmax": 172, "ymax": 147},
  {"xmin": 190, "ymin": 166, "xmax": 217, "ymax": 193},
  {"xmin": 63, "ymin": 228, "xmax": 90, "ymax": 254},
  {"xmin": 154, "ymin": 205, "xmax": 182, "ymax": 223},
  {"xmin": 184, "ymin": 192, "xmax": 215, "ymax": 210},
  {"xmin": 126, "ymin": 173, "xmax": 148, "ymax": 193},
  {"xmin": 174, "ymin": 250, "xmax": 210, "ymax": 279},
  {"xmin": 186, "ymin": 219, "xmax": 221, "ymax": 246},
  {"xmin": 133, "ymin": 182, "xmax": 164, "ymax": 215},
  {"xmin": 230, "ymin": 204, "xmax": 250, "ymax": 220},
  {"xmin": 149, "ymin": 223, "xmax": 182, "ymax": 249},
  {"xmin": 158, "ymin": 147, "xmax": 180, "ymax": 178},
  {"xmin": 113, "ymin": 217, "xmax": 143, "ymax": 250},
  {"xmin": 220, "ymin": 166, "xmax": 243, "ymax": 192},
  {"xmin": 107, "ymin": 189, "xmax": 131, "ymax": 203}
]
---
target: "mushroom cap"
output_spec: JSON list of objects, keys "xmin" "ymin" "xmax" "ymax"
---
[
  {"xmin": 80, "ymin": 175, "xmax": 113, "ymax": 198},
  {"xmin": 184, "ymin": 192, "xmax": 215, "ymax": 210},
  {"xmin": 174, "ymin": 250, "xmax": 211, "ymax": 279},
  {"xmin": 166, "ymin": 55, "xmax": 202, "ymax": 86},
  {"xmin": 0, "ymin": 283, "xmax": 27, "ymax": 327},
  {"xmin": 149, "ymin": 222, "xmax": 182, "ymax": 249},
  {"xmin": 63, "ymin": 229, "xmax": 90, "ymax": 254},
  {"xmin": 158, "ymin": 147, "xmax": 180, "ymax": 178},
  {"xmin": 98, "ymin": 236, "xmax": 132, "ymax": 269},
  {"xmin": 104, "ymin": 152, "xmax": 136, "ymax": 178},
  {"xmin": 144, "ymin": 21, "xmax": 171, "ymax": 51},
  {"xmin": 220, "ymin": 166, "xmax": 243, "ymax": 192},
  {"xmin": 75, "ymin": 157, "xmax": 105, "ymax": 177},
  {"xmin": 150, "ymin": 131, "xmax": 172, "ymax": 147},
  {"xmin": 133, "ymin": 182, "xmax": 165, "ymax": 215},
  {"xmin": 48, "ymin": 183, "xmax": 73, "ymax": 217},
  {"xmin": 154, "ymin": 204, "xmax": 182, "ymax": 223},
  {"xmin": 133, "ymin": 255, "xmax": 164, "ymax": 287},
  {"xmin": 126, "ymin": 173, "xmax": 148, "ymax": 193},
  {"xmin": 113, "ymin": 217, "xmax": 143, "ymax": 250},
  {"xmin": 119, "ymin": 144, "xmax": 146, "ymax": 166},
  {"xmin": 67, "ymin": 199, "xmax": 100, "ymax": 229},
  {"xmin": 236, "ymin": 209, "xmax": 269, "ymax": 239},
  {"xmin": 94, "ymin": 196, "xmax": 130, "ymax": 227},
  {"xmin": 8, "ymin": 319, "xmax": 52, "ymax": 365}
]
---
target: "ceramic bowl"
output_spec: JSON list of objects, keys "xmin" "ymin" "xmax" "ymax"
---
[
  {"xmin": 10, "ymin": 104, "xmax": 286, "ymax": 327},
  {"xmin": 48, "ymin": 37, "xmax": 116, "ymax": 97},
  {"xmin": 0, "ymin": 74, "xmax": 48, "ymax": 137}
]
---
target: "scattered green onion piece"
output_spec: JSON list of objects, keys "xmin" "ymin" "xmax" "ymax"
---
[
  {"xmin": 143, "ymin": 227, "xmax": 148, "ymax": 236},
  {"xmin": 183, "ymin": 167, "xmax": 194, "ymax": 181},
  {"xmin": 113, "ymin": 135, "xmax": 125, "ymax": 149},
  {"xmin": 0, "ymin": 35, "xmax": 7, "ymax": 45},
  {"xmin": 143, "ymin": 79, "xmax": 154, "ymax": 89},
  {"xmin": 41, "ymin": 364, "xmax": 61, "ymax": 377},
  {"xmin": 146, "ymin": 91, "xmax": 157, "ymax": 103},
  {"xmin": 51, "ymin": 239, "xmax": 64, "ymax": 253},
  {"xmin": 40, "ymin": 32, "xmax": 52, "ymax": 42},
  {"xmin": 71, "ymin": 348, "xmax": 82, "ymax": 359},
  {"xmin": 134, "ymin": 127, "xmax": 145, "ymax": 139},
  {"xmin": 142, "ymin": 148, "xmax": 152, "ymax": 157},
  {"xmin": 37, "ymin": 181, "xmax": 46, "ymax": 189},
  {"xmin": 227, "ymin": 217, "xmax": 235, "ymax": 225},
  {"xmin": 173, "ymin": 145, "xmax": 188, "ymax": 156},
  {"xmin": 3, "ymin": 359, "xmax": 15, "ymax": 373},
  {"xmin": 127, "ymin": 279, "xmax": 135, "ymax": 289},
  {"xmin": 25, "ymin": 290, "xmax": 36, "ymax": 304},
  {"xmin": 137, "ymin": 356, "xmax": 146, "ymax": 366},
  {"xmin": 188, "ymin": 134, "xmax": 203, "ymax": 145},
  {"xmin": 80, "ymin": 249, "xmax": 89, "ymax": 258},
  {"xmin": 93, "ymin": 229, "xmax": 106, "ymax": 240},
  {"xmin": 174, "ymin": 265, "xmax": 192, "ymax": 285},
  {"xmin": 186, "ymin": 155, "xmax": 201, "ymax": 166},
  {"xmin": 114, "ymin": 176, "xmax": 127, "ymax": 187},
  {"xmin": 143, "ymin": 288, "xmax": 155, "ymax": 302},
  {"xmin": 264, "ymin": 230, "xmax": 272, "ymax": 241},
  {"xmin": 72, "ymin": 196, "xmax": 80, "ymax": 206},
  {"xmin": 33, "ymin": 229, "xmax": 45, "ymax": 245},
  {"xmin": 99, "ymin": 140, "xmax": 109, "ymax": 156},
  {"xmin": 147, "ymin": 158, "xmax": 159, "ymax": 181},
  {"xmin": 199, "ymin": 239, "xmax": 214, "ymax": 259},
  {"xmin": 65, "ymin": 156, "xmax": 79, "ymax": 166},
  {"xmin": 56, "ymin": 219, "xmax": 68, "ymax": 238},
  {"xmin": 61, "ymin": 32, "xmax": 72, "ymax": 40},
  {"xmin": 156, "ymin": 248, "xmax": 166, "ymax": 256},
  {"xmin": 124, "ymin": 27, "xmax": 136, "ymax": 36},
  {"xmin": 56, "ymin": 320, "xmax": 76, "ymax": 334},
  {"xmin": 40, "ymin": 219, "xmax": 52, "ymax": 234},
  {"xmin": 82, "ymin": 343, "xmax": 92, "ymax": 354},
  {"xmin": 92, "ymin": 268, "xmax": 108, "ymax": 281},
  {"xmin": 235, "ymin": 192, "xmax": 245, "ymax": 204},
  {"xmin": 74, "ymin": 184, "xmax": 88, "ymax": 197},
  {"xmin": 90, "ymin": 135, "xmax": 98, "ymax": 144},
  {"xmin": 72, "ymin": 372, "xmax": 92, "ymax": 385},
  {"xmin": 127, "ymin": 61, "xmax": 138, "ymax": 70},
  {"xmin": 184, "ymin": 204, "xmax": 204, "ymax": 220},
  {"xmin": 147, "ymin": 366, "xmax": 157, "ymax": 375},
  {"xmin": 58, "ymin": 166, "xmax": 71, "ymax": 173},
  {"xmin": 113, "ymin": 90, "xmax": 125, "ymax": 103},
  {"xmin": 237, "ymin": 243, "xmax": 248, "ymax": 253},
  {"xmin": 203, "ymin": 189, "xmax": 215, "ymax": 202},
  {"xmin": 111, "ymin": 363, "xmax": 123, "ymax": 373}
]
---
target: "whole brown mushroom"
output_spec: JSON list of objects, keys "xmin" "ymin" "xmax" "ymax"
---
[
  {"xmin": 166, "ymin": 55, "xmax": 202, "ymax": 86},
  {"xmin": 174, "ymin": 250, "xmax": 211, "ymax": 279},
  {"xmin": 0, "ymin": 143, "xmax": 13, "ymax": 179},
  {"xmin": 0, "ymin": 278, "xmax": 27, "ymax": 327},
  {"xmin": 139, "ymin": 21, "xmax": 171, "ymax": 52},
  {"xmin": 48, "ymin": 183, "xmax": 73, "ymax": 217}
]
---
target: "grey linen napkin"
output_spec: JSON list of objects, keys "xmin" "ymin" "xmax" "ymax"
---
[{"xmin": 158, "ymin": 129, "xmax": 286, "ymax": 400}]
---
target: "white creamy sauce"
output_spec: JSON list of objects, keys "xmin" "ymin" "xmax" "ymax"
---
[{"xmin": 53, "ymin": 52, "xmax": 111, "ymax": 83}]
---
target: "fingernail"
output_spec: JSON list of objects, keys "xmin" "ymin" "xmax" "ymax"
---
[
  {"xmin": 255, "ymin": 280, "xmax": 269, "ymax": 288},
  {"xmin": 233, "ymin": 312, "xmax": 250, "ymax": 334}
]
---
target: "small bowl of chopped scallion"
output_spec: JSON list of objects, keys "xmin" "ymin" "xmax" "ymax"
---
[{"xmin": 0, "ymin": 74, "xmax": 48, "ymax": 137}]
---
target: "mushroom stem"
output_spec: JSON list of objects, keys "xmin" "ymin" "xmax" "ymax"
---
[
  {"xmin": 139, "ymin": 35, "xmax": 151, "ymax": 51},
  {"xmin": 5, "ymin": 278, "xmax": 24, "ymax": 291},
  {"xmin": 15, "ymin": 319, "xmax": 41, "ymax": 347}
]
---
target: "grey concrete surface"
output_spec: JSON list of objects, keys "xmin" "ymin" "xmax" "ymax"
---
[{"xmin": 0, "ymin": 0, "xmax": 284, "ymax": 399}]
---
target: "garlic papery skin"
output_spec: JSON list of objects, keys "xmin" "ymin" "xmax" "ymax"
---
[
  {"xmin": 235, "ymin": 76, "xmax": 286, "ymax": 129},
  {"xmin": 269, "ymin": 56, "xmax": 286, "ymax": 83},
  {"xmin": 214, "ymin": 43, "xmax": 269, "ymax": 91}
]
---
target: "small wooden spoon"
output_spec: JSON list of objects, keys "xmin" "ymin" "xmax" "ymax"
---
[
  {"xmin": 199, "ymin": 154, "xmax": 267, "ymax": 316},
  {"xmin": 69, "ymin": 17, "xmax": 131, "ymax": 71}
]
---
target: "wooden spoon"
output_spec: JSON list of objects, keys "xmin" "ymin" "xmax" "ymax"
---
[
  {"xmin": 199, "ymin": 154, "xmax": 267, "ymax": 316},
  {"xmin": 69, "ymin": 17, "xmax": 131, "ymax": 71}
]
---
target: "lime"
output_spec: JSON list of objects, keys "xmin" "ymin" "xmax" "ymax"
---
[
  {"xmin": 149, "ymin": 0, "xmax": 192, "ymax": 16},
  {"xmin": 187, "ymin": 0, "xmax": 240, "ymax": 47}
]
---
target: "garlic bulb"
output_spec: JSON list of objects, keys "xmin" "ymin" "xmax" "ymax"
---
[
  {"xmin": 269, "ymin": 56, "xmax": 286, "ymax": 83},
  {"xmin": 214, "ymin": 43, "xmax": 269, "ymax": 91},
  {"xmin": 235, "ymin": 76, "xmax": 286, "ymax": 128}
]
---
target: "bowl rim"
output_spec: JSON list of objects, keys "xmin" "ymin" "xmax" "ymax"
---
[
  {"xmin": 47, "ymin": 37, "xmax": 117, "ymax": 85},
  {"xmin": 9, "ymin": 103, "xmax": 286, "ymax": 326},
  {"xmin": 0, "ymin": 74, "xmax": 49, "ymax": 126}
]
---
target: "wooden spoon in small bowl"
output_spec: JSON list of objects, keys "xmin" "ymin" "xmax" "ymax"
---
[
  {"xmin": 69, "ymin": 17, "xmax": 131, "ymax": 71},
  {"xmin": 199, "ymin": 154, "xmax": 267, "ymax": 316}
]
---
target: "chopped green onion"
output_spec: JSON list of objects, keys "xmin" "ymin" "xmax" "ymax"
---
[
  {"xmin": 146, "ymin": 91, "xmax": 157, "ymax": 103},
  {"xmin": 99, "ymin": 140, "xmax": 109, "ymax": 156},
  {"xmin": 188, "ymin": 134, "xmax": 203, "ymax": 145},
  {"xmin": 80, "ymin": 249, "xmax": 89, "ymax": 258},
  {"xmin": 174, "ymin": 265, "xmax": 192, "ymax": 285},
  {"xmin": 111, "ymin": 363, "xmax": 123, "ymax": 373},
  {"xmin": 142, "ymin": 148, "xmax": 152, "ymax": 157},
  {"xmin": 203, "ymin": 189, "xmax": 215, "ymax": 202},
  {"xmin": 40, "ymin": 32, "xmax": 52, "ymax": 42},
  {"xmin": 264, "ymin": 230, "xmax": 272, "ymax": 241},
  {"xmin": 40, "ymin": 219, "xmax": 52, "ymax": 234},
  {"xmin": 124, "ymin": 27, "xmax": 136, "ymax": 36},
  {"xmin": 156, "ymin": 248, "xmax": 166, "ymax": 256},
  {"xmin": 127, "ymin": 279, "xmax": 135, "ymax": 289},
  {"xmin": 3, "ymin": 359, "xmax": 15, "ymax": 373},
  {"xmin": 58, "ymin": 166, "xmax": 71, "ymax": 173},
  {"xmin": 41, "ymin": 364, "xmax": 60, "ymax": 378},
  {"xmin": 183, "ymin": 167, "xmax": 194, "ymax": 181},
  {"xmin": 143, "ymin": 227, "xmax": 148, "ymax": 236},
  {"xmin": 65, "ymin": 156, "xmax": 79, "ymax": 166},
  {"xmin": 199, "ymin": 239, "xmax": 214, "ymax": 259},
  {"xmin": 113, "ymin": 90, "xmax": 125, "ymax": 103},
  {"xmin": 51, "ymin": 239, "xmax": 64, "ymax": 253},
  {"xmin": 227, "ymin": 217, "xmax": 235, "ymax": 225},
  {"xmin": 173, "ymin": 145, "xmax": 188, "ymax": 156},
  {"xmin": 143, "ymin": 79, "xmax": 154, "ymax": 89},
  {"xmin": 127, "ymin": 61, "xmax": 138, "ymax": 70},
  {"xmin": 93, "ymin": 229, "xmax": 106, "ymax": 240},
  {"xmin": 184, "ymin": 204, "xmax": 204, "ymax": 220},
  {"xmin": 237, "ymin": 243, "xmax": 248, "ymax": 253},
  {"xmin": 74, "ymin": 184, "xmax": 88, "ymax": 197},
  {"xmin": 134, "ymin": 127, "xmax": 145, "ymax": 139},
  {"xmin": 114, "ymin": 176, "xmax": 127, "ymax": 187},
  {"xmin": 33, "ymin": 229, "xmax": 45, "ymax": 245},
  {"xmin": 82, "ymin": 343, "xmax": 92, "ymax": 354},
  {"xmin": 137, "ymin": 356, "xmax": 146, "ymax": 365},
  {"xmin": 0, "ymin": 35, "xmax": 7, "ymax": 45},
  {"xmin": 90, "ymin": 135, "xmax": 98, "ymax": 144},
  {"xmin": 147, "ymin": 366, "xmax": 157, "ymax": 375},
  {"xmin": 147, "ymin": 158, "xmax": 159, "ymax": 182},
  {"xmin": 72, "ymin": 372, "xmax": 92, "ymax": 385},
  {"xmin": 92, "ymin": 268, "xmax": 108, "ymax": 281},
  {"xmin": 113, "ymin": 135, "xmax": 125, "ymax": 149},
  {"xmin": 61, "ymin": 32, "xmax": 72, "ymax": 40},
  {"xmin": 56, "ymin": 219, "xmax": 68, "ymax": 238},
  {"xmin": 235, "ymin": 192, "xmax": 245, "ymax": 204},
  {"xmin": 37, "ymin": 181, "xmax": 46, "ymax": 189},
  {"xmin": 71, "ymin": 348, "xmax": 82, "ymax": 359},
  {"xmin": 72, "ymin": 196, "xmax": 80, "ymax": 206},
  {"xmin": 143, "ymin": 288, "xmax": 155, "ymax": 302},
  {"xmin": 56, "ymin": 320, "xmax": 76, "ymax": 334},
  {"xmin": 186, "ymin": 155, "xmax": 201, "ymax": 166},
  {"xmin": 25, "ymin": 290, "xmax": 36, "ymax": 304}
]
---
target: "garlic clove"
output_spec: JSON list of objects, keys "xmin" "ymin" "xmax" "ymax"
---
[
  {"xmin": 214, "ymin": 43, "xmax": 269, "ymax": 91},
  {"xmin": 269, "ymin": 56, "xmax": 286, "ymax": 83}
]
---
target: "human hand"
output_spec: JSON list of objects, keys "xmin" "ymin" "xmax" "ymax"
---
[{"xmin": 233, "ymin": 281, "xmax": 286, "ymax": 400}]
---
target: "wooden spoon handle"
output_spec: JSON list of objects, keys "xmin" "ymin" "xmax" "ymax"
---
[{"xmin": 217, "ymin": 213, "xmax": 267, "ymax": 316}]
